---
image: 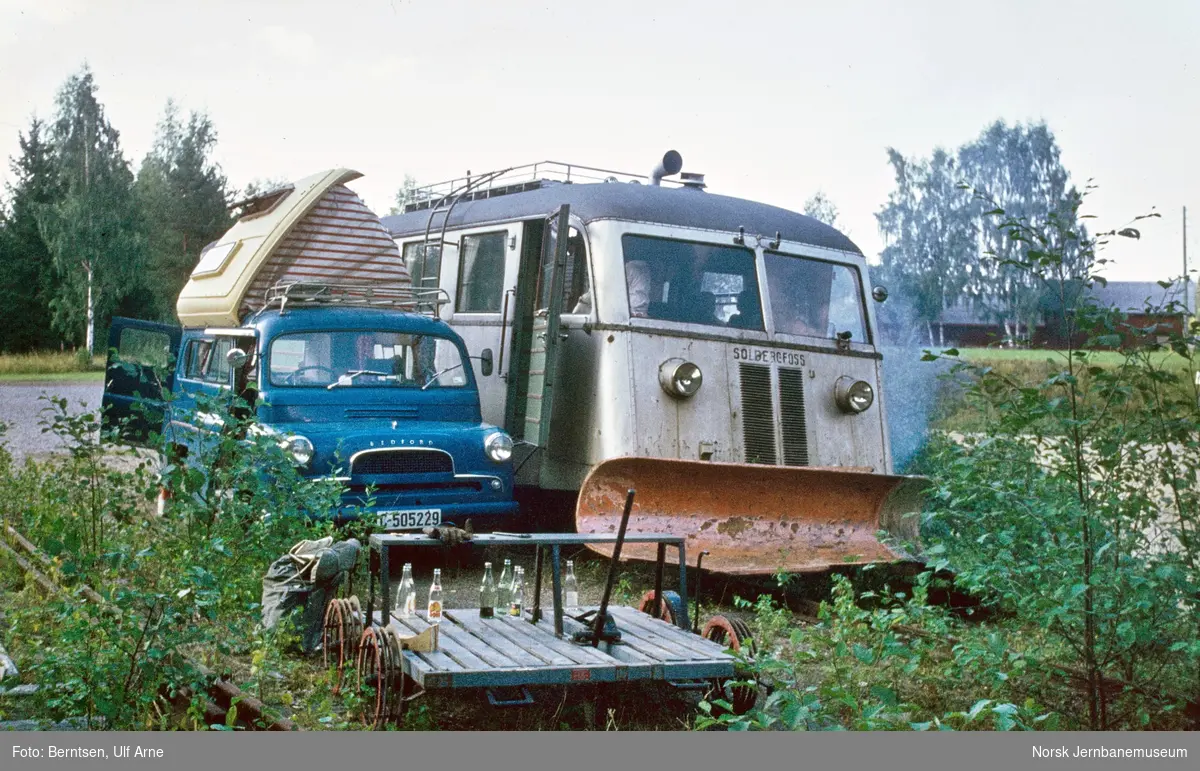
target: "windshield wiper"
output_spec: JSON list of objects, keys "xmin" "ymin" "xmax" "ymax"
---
[
  {"xmin": 420, "ymin": 363, "xmax": 464, "ymax": 391},
  {"xmin": 327, "ymin": 369, "xmax": 394, "ymax": 390}
]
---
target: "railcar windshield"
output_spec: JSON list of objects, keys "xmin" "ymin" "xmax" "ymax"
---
[
  {"xmin": 764, "ymin": 252, "xmax": 868, "ymax": 343},
  {"xmin": 621, "ymin": 235, "xmax": 763, "ymax": 330},
  {"xmin": 268, "ymin": 330, "xmax": 468, "ymax": 388}
]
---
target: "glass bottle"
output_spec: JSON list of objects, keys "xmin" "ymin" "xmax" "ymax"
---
[
  {"xmin": 495, "ymin": 558, "xmax": 512, "ymax": 616},
  {"xmin": 508, "ymin": 566, "xmax": 525, "ymax": 617},
  {"xmin": 427, "ymin": 568, "xmax": 443, "ymax": 625},
  {"xmin": 395, "ymin": 563, "xmax": 416, "ymax": 619},
  {"xmin": 564, "ymin": 559, "xmax": 580, "ymax": 611},
  {"xmin": 479, "ymin": 561, "xmax": 496, "ymax": 618}
]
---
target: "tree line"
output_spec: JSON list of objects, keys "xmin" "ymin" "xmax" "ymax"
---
[
  {"xmin": 0, "ymin": 66, "xmax": 1086, "ymax": 355},
  {"xmin": 0, "ymin": 65, "xmax": 239, "ymax": 354},
  {"xmin": 873, "ymin": 120, "xmax": 1086, "ymax": 347}
]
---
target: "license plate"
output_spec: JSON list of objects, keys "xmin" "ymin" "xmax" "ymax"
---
[{"xmin": 378, "ymin": 508, "xmax": 442, "ymax": 530}]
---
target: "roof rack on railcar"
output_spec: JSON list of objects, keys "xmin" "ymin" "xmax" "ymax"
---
[{"xmin": 402, "ymin": 160, "xmax": 680, "ymax": 214}]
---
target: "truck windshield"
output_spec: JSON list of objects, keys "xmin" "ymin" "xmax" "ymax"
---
[
  {"xmin": 764, "ymin": 252, "xmax": 867, "ymax": 343},
  {"xmin": 621, "ymin": 235, "xmax": 763, "ymax": 330},
  {"xmin": 268, "ymin": 330, "xmax": 468, "ymax": 389}
]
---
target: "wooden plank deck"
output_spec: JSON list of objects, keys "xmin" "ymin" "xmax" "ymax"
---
[{"xmin": 371, "ymin": 606, "xmax": 734, "ymax": 689}]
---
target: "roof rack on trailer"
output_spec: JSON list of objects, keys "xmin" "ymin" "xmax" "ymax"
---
[
  {"xmin": 403, "ymin": 160, "xmax": 678, "ymax": 213},
  {"xmin": 261, "ymin": 281, "xmax": 450, "ymax": 317}
]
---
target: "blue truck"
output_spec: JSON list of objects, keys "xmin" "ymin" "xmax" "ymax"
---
[
  {"xmin": 103, "ymin": 292, "xmax": 519, "ymax": 530},
  {"xmin": 101, "ymin": 168, "xmax": 519, "ymax": 531}
]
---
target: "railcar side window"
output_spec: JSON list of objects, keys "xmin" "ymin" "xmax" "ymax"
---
[
  {"xmin": 764, "ymin": 252, "xmax": 868, "ymax": 343},
  {"xmin": 620, "ymin": 235, "xmax": 762, "ymax": 330},
  {"xmin": 403, "ymin": 242, "xmax": 442, "ymax": 293},
  {"xmin": 536, "ymin": 225, "xmax": 591, "ymax": 314},
  {"xmin": 457, "ymin": 232, "xmax": 506, "ymax": 312}
]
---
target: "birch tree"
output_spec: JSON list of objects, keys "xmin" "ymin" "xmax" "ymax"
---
[{"xmin": 39, "ymin": 65, "xmax": 143, "ymax": 353}]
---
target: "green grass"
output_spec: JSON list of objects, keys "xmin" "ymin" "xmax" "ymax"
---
[
  {"xmin": 931, "ymin": 347, "xmax": 1197, "ymax": 433},
  {"xmin": 0, "ymin": 351, "xmax": 105, "ymax": 381},
  {"xmin": 0, "ymin": 370, "xmax": 105, "ymax": 383},
  {"xmin": 955, "ymin": 347, "xmax": 1186, "ymax": 367}
]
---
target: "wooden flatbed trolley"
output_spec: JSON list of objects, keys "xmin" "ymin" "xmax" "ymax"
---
[{"xmin": 326, "ymin": 493, "xmax": 759, "ymax": 727}]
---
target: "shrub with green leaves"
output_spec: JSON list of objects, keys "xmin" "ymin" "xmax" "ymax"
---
[
  {"xmin": 0, "ymin": 387, "xmax": 361, "ymax": 729},
  {"xmin": 923, "ymin": 192, "xmax": 1200, "ymax": 729}
]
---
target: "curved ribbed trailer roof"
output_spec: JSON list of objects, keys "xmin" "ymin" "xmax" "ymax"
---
[{"xmin": 380, "ymin": 182, "xmax": 863, "ymax": 256}]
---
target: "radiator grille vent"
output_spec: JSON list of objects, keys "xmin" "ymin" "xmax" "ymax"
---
[
  {"xmin": 351, "ymin": 450, "xmax": 453, "ymax": 476},
  {"xmin": 739, "ymin": 363, "xmax": 777, "ymax": 465},
  {"xmin": 778, "ymin": 367, "xmax": 810, "ymax": 466}
]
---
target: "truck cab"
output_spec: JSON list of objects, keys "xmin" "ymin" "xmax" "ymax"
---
[{"xmin": 103, "ymin": 299, "xmax": 519, "ymax": 530}]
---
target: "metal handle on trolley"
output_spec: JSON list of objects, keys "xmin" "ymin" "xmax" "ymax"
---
[{"xmin": 592, "ymin": 488, "xmax": 635, "ymax": 647}]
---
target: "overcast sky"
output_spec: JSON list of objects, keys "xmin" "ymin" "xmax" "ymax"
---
[{"xmin": 2, "ymin": 0, "xmax": 1197, "ymax": 282}]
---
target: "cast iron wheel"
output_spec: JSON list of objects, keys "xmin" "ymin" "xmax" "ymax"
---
[
  {"xmin": 701, "ymin": 615, "xmax": 760, "ymax": 716},
  {"xmin": 322, "ymin": 597, "xmax": 362, "ymax": 694},
  {"xmin": 637, "ymin": 589, "xmax": 686, "ymax": 627},
  {"xmin": 356, "ymin": 624, "xmax": 398, "ymax": 729}
]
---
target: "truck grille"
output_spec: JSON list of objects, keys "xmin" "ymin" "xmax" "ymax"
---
[
  {"xmin": 351, "ymin": 450, "xmax": 453, "ymax": 476},
  {"xmin": 778, "ymin": 367, "xmax": 810, "ymax": 466},
  {"xmin": 739, "ymin": 363, "xmax": 777, "ymax": 464}
]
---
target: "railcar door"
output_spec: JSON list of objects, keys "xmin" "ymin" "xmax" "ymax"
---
[
  {"xmin": 506, "ymin": 206, "xmax": 570, "ymax": 465},
  {"xmin": 101, "ymin": 317, "xmax": 182, "ymax": 445}
]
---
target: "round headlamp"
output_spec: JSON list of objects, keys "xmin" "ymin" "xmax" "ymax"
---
[
  {"xmin": 659, "ymin": 358, "xmax": 703, "ymax": 398},
  {"xmin": 282, "ymin": 435, "xmax": 314, "ymax": 466},
  {"xmin": 834, "ymin": 376, "xmax": 875, "ymax": 414},
  {"xmin": 485, "ymin": 431, "xmax": 514, "ymax": 463}
]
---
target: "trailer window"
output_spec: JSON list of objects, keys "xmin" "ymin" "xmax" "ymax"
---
[
  {"xmin": 457, "ymin": 232, "xmax": 506, "ymax": 312},
  {"xmin": 268, "ymin": 330, "xmax": 468, "ymax": 389},
  {"xmin": 764, "ymin": 252, "xmax": 867, "ymax": 343},
  {"xmin": 620, "ymin": 235, "xmax": 762, "ymax": 330}
]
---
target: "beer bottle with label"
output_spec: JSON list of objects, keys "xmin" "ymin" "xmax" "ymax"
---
[
  {"xmin": 509, "ymin": 566, "xmax": 525, "ymax": 617},
  {"xmin": 480, "ymin": 561, "xmax": 496, "ymax": 618},
  {"xmin": 428, "ymin": 568, "xmax": 443, "ymax": 625},
  {"xmin": 496, "ymin": 558, "xmax": 512, "ymax": 616},
  {"xmin": 396, "ymin": 563, "xmax": 416, "ymax": 619},
  {"xmin": 564, "ymin": 559, "xmax": 580, "ymax": 611}
]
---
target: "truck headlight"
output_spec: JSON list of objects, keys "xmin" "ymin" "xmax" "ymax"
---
[
  {"xmin": 834, "ymin": 376, "xmax": 874, "ymax": 414},
  {"xmin": 485, "ymin": 431, "xmax": 513, "ymax": 462},
  {"xmin": 282, "ymin": 435, "xmax": 314, "ymax": 466},
  {"xmin": 659, "ymin": 358, "xmax": 703, "ymax": 398}
]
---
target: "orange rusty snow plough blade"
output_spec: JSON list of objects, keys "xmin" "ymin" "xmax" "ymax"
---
[{"xmin": 575, "ymin": 457, "xmax": 927, "ymax": 576}]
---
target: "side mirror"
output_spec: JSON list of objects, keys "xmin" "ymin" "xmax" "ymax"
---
[
  {"xmin": 226, "ymin": 348, "xmax": 249, "ymax": 371},
  {"xmin": 479, "ymin": 348, "xmax": 494, "ymax": 377},
  {"xmin": 872, "ymin": 286, "xmax": 889, "ymax": 303}
]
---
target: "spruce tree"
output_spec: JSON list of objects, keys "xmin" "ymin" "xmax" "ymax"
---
[
  {"xmin": 136, "ymin": 100, "xmax": 232, "ymax": 321},
  {"xmin": 0, "ymin": 118, "xmax": 63, "ymax": 352}
]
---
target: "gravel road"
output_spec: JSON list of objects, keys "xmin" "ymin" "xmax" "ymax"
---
[{"xmin": 0, "ymin": 382, "xmax": 104, "ymax": 464}]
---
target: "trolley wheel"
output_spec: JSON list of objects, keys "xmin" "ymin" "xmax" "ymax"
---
[
  {"xmin": 701, "ymin": 615, "xmax": 760, "ymax": 716},
  {"xmin": 356, "ymin": 624, "xmax": 401, "ymax": 729},
  {"xmin": 322, "ymin": 597, "xmax": 362, "ymax": 694},
  {"xmin": 700, "ymin": 615, "xmax": 755, "ymax": 654},
  {"xmin": 637, "ymin": 589, "xmax": 686, "ymax": 627}
]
